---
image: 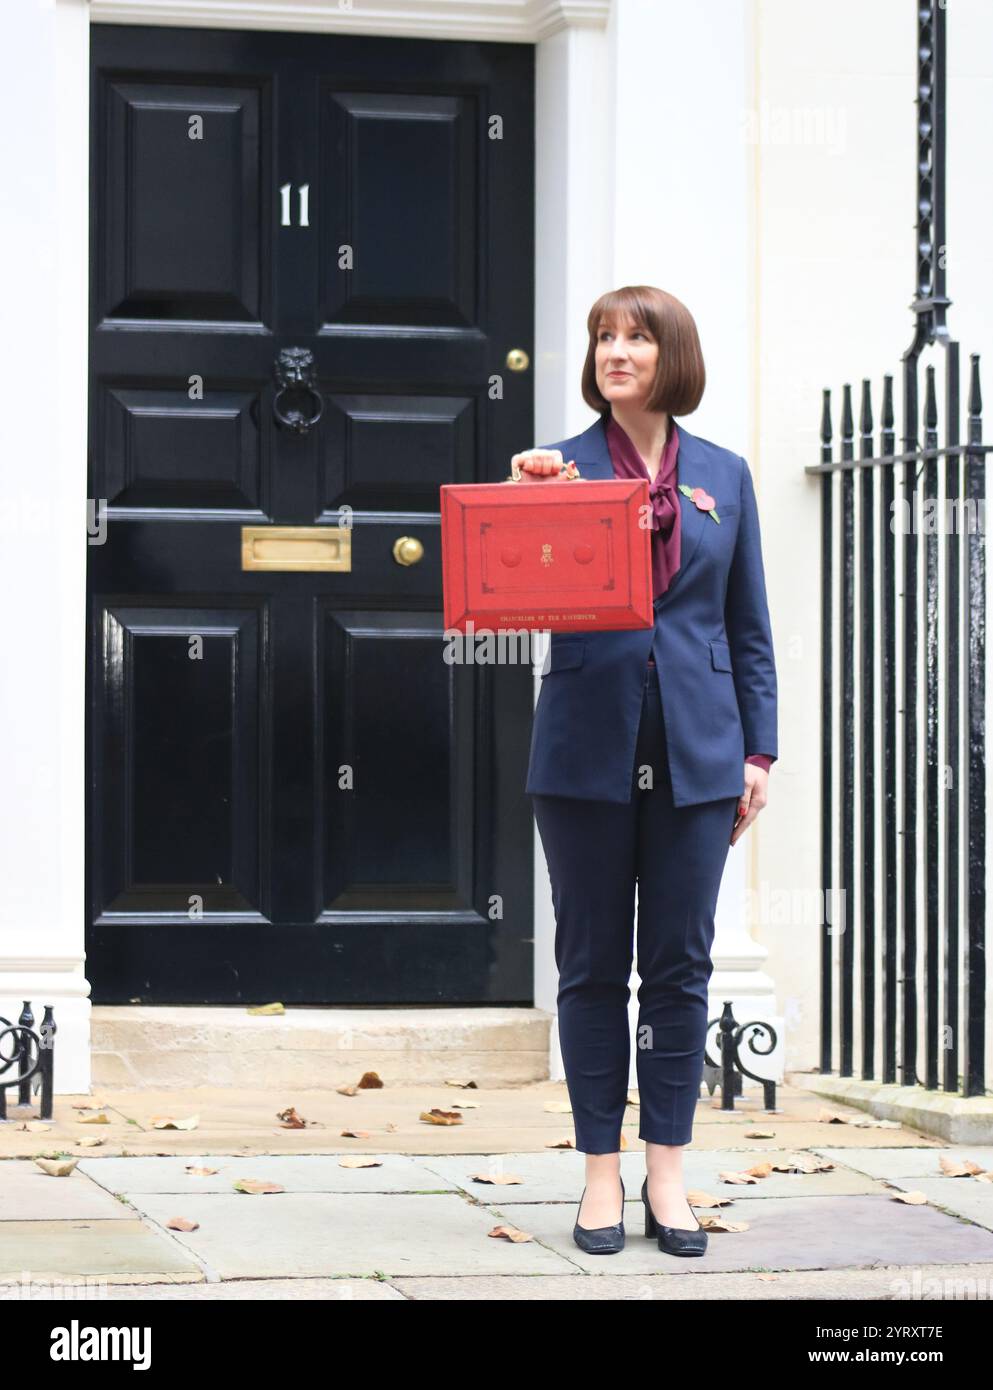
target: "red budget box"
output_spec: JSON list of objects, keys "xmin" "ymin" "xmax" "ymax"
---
[{"xmin": 440, "ymin": 478, "xmax": 652, "ymax": 633}]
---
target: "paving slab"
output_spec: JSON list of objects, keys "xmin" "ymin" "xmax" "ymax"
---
[
  {"xmin": 2, "ymin": 1124, "xmax": 931, "ymax": 1157},
  {"xmin": 0, "ymin": 1082, "xmax": 944, "ymax": 1158},
  {"xmin": 695, "ymin": 1091, "xmax": 939, "ymax": 1125},
  {"xmin": 0, "ymin": 1220, "xmax": 204, "ymax": 1283},
  {"xmin": 9, "ymin": 1263, "xmax": 993, "ymax": 1301},
  {"xmin": 0, "ymin": 1162, "xmax": 135, "ymax": 1221},
  {"xmin": 687, "ymin": 1120, "xmax": 943, "ymax": 1149},
  {"xmin": 511, "ymin": 1192, "xmax": 993, "ymax": 1274},
  {"xmin": 882, "ymin": 1179, "xmax": 993, "ymax": 1232},
  {"xmin": 70, "ymin": 1149, "xmax": 889, "ymax": 1207},
  {"xmin": 387, "ymin": 1263, "xmax": 993, "ymax": 1301},
  {"xmin": 76, "ymin": 1154, "xmax": 463, "ymax": 1195},
  {"xmin": 415, "ymin": 1149, "xmax": 886, "ymax": 1202},
  {"xmin": 813, "ymin": 1146, "xmax": 993, "ymax": 1180},
  {"xmin": 122, "ymin": 1191, "xmax": 578, "ymax": 1279},
  {"xmin": 0, "ymin": 1275, "xmax": 406, "ymax": 1301}
]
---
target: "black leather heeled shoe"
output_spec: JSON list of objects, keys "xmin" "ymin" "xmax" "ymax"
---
[
  {"xmin": 641, "ymin": 1176, "xmax": 707, "ymax": 1256},
  {"xmin": 573, "ymin": 1174, "xmax": 626, "ymax": 1254}
]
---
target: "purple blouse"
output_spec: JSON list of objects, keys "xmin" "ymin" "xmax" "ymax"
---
[{"xmin": 605, "ymin": 413, "xmax": 775, "ymax": 775}]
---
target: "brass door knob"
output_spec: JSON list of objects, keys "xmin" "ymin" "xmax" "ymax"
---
[
  {"xmin": 505, "ymin": 348, "xmax": 530, "ymax": 372},
  {"xmin": 393, "ymin": 535, "xmax": 424, "ymax": 566}
]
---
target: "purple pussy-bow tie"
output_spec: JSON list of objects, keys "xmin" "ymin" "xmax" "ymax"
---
[{"xmin": 647, "ymin": 474, "xmax": 679, "ymax": 536}]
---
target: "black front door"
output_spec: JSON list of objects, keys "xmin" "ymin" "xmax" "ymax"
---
[{"xmin": 87, "ymin": 24, "xmax": 535, "ymax": 1003}]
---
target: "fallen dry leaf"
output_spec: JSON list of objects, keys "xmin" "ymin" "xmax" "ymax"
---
[
  {"xmin": 35, "ymin": 1157, "xmax": 78, "ymax": 1177},
  {"xmin": 626, "ymin": 1092, "xmax": 640, "ymax": 1107},
  {"xmin": 451, "ymin": 1101, "xmax": 480, "ymax": 1110},
  {"xmin": 165, "ymin": 1216, "xmax": 200, "ymax": 1231},
  {"xmin": 340, "ymin": 1129, "xmax": 372, "ymax": 1139},
  {"xmin": 246, "ymin": 1002, "xmax": 284, "ymax": 1015},
  {"xmin": 75, "ymin": 1138, "xmax": 104, "ymax": 1148},
  {"xmin": 744, "ymin": 1130, "xmax": 776, "ymax": 1139},
  {"xmin": 185, "ymin": 1165, "xmax": 219, "ymax": 1177},
  {"xmin": 337, "ymin": 1084, "xmax": 359, "ymax": 1096},
  {"xmin": 488, "ymin": 1224, "xmax": 533, "ymax": 1243},
  {"xmin": 746, "ymin": 1162, "xmax": 774, "ymax": 1178},
  {"xmin": 892, "ymin": 1191, "xmax": 928, "ymax": 1205},
  {"xmin": 357, "ymin": 1072, "xmax": 383, "ymax": 1090},
  {"xmin": 22, "ymin": 1121, "xmax": 53, "ymax": 1132},
  {"xmin": 470, "ymin": 1173, "xmax": 523, "ymax": 1186},
  {"xmin": 938, "ymin": 1156, "xmax": 985, "ymax": 1177},
  {"xmin": 338, "ymin": 1156, "xmax": 382, "ymax": 1168},
  {"xmin": 818, "ymin": 1109, "xmax": 851, "ymax": 1123},
  {"xmin": 698, "ymin": 1213, "xmax": 749, "ymax": 1233},
  {"xmin": 150, "ymin": 1115, "xmax": 199, "ymax": 1131},
  {"xmin": 546, "ymin": 1137, "xmax": 575, "ymax": 1149},
  {"xmin": 755, "ymin": 1273, "xmax": 780, "ymax": 1281},
  {"xmin": 544, "ymin": 1102, "xmax": 573, "ymax": 1114},
  {"xmin": 687, "ymin": 1189, "xmax": 733, "ymax": 1208},
  {"xmin": 718, "ymin": 1170, "xmax": 761, "ymax": 1185},
  {"xmin": 771, "ymin": 1155, "xmax": 834, "ymax": 1174},
  {"xmin": 385, "ymin": 1122, "xmax": 398, "ymax": 1132},
  {"xmin": 445, "ymin": 1078, "xmax": 478, "ymax": 1089},
  {"xmin": 419, "ymin": 1109, "xmax": 463, "ymax": 1126},
  {"xmin": 77, "ymin": 1112, "xmax": 111, "ymax": 1125},
  {"xmin": 975, "ymin": 1171, "xmax": 993, "ymax": 1184},
  {"xmin": 232, "ymin": 1179, "xmax": 284, "ymax": 1194},
  {"xmin": 276, "ymin": 1106, "xmax": 308, "ymax": 1129}
]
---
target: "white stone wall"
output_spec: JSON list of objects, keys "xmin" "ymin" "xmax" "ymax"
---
[
  {"xmin": 0, "ymin": 0, "xmax": 91, "ymax": 1092},
  {"xmin": 753, "ymin": 0, "xmax": 993, "ymax": 1083}
]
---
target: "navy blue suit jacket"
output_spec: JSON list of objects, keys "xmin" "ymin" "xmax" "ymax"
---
[{"xmin": 525, "ymin": 415, "xmax": 778, "ymax": 807}]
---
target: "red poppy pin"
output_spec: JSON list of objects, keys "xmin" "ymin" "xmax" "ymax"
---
[{"xmin": 678, "ymin": 483, "xmax": 720, "ymax": 522}]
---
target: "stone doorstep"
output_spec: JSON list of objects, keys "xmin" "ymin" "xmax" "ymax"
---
[
  {"xmin": 91, "ymin": 1005, "xmax": 554, "ymax": 1089},
  {"xmin": 789, "ymin": 1070, "xmax": 993, "ymax": 1144}
]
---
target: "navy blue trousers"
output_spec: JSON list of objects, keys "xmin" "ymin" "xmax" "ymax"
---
[{"xmin": 531, "ymin": 664, "xmax": 738, "ymax": 1153}]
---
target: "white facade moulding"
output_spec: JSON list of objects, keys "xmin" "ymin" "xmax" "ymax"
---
[{"xmin": 87, "ymin": 0, "xmax": 612, "ymax": 43}]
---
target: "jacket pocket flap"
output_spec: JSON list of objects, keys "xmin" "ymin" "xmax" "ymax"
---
[
  {"xmin": 545, "ymin": 638, "xmax": 586, "ymax": 673},
  {"xmin": 709, "ymin": 638, "xmax": 733, "ymax": 672}
]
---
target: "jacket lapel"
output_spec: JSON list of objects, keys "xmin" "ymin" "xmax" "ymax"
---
[{"xmin": 567, "ymin": 416, "xmax": 716, "ymax": 603}]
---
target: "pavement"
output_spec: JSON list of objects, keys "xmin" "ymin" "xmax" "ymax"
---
[{"xmin": 2, "ymin": 1078, "xmax": 993, "ymax": 1301}]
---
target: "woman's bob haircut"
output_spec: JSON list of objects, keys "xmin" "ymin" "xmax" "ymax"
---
[{"xmin": 581, "ymin": 285, "xmax": 706, "ymax": 418}]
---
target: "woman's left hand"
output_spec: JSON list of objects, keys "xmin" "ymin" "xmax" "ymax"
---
[{"xmin": 730, "ymin": 764, "xmax": 768, "ymax": 845}]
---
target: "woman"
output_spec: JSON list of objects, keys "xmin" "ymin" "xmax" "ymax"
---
[{"xmin": 511, "ymin": 285, "xmax": 778, "ymax": 1257}]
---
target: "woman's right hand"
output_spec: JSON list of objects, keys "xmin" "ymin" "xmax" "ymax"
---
[{"xmin": 504, "ymin": 448, "xmax": 579, "ymax": 482}]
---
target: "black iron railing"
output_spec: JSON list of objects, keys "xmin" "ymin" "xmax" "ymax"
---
[
  {"xmin": 0, "ymin": 1002, "xmax": 56, "ymax": 1121},
  {"xmin": 808, "ymin": 1, "xmax": 988, "ymax": 1099}
]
